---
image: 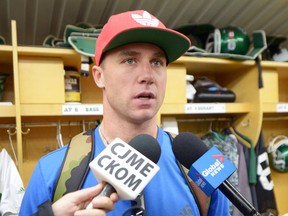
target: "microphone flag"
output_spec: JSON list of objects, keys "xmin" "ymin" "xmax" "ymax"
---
[
  {"xmin": 188, "ymin": 146, "xmax": 236, "ymax": 196},
  {"xmin": 89, "ymin": 138, "xmax": 160, "ymax": 200}
]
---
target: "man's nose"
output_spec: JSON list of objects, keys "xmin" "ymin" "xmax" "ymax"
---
[{"xmin": 139, "ymin": 62, "xmax": 155, "ymax": 84}]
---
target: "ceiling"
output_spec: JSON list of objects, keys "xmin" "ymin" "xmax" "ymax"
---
[{"xmin": 1, "ymin": 0, "xmax": 288, "ymax": 47}]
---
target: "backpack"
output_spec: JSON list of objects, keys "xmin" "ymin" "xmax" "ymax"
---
[{"xmin": 52, "ymin": 128, "xmax": 208, "ymax": 215}]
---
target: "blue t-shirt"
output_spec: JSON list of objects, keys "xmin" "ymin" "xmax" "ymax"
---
[{"xmin": 19, "ymin": 127, "xmax": 229, "ymax": 216}]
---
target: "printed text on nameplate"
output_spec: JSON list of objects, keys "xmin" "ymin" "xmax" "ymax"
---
[
  {"xmin": 185, "ymin": 104, "xmax": 226, "ymax": 114},
  {"xmin": 276, "ymin": 103, "xmax": 288, "ymax": 112},
  {"xmin": 62, "ymin": 104, "xmax": 103, "ymax": 115}
]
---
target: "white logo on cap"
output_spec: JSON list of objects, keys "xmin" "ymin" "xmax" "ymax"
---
[{"xmin": 131, "ymin": 11, "xmax": 159, "ymax": 27}]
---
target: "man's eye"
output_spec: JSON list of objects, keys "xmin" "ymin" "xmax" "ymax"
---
[
  {"xmin": 152, "ymin": 60, "xmax": 164, "ymax": 67},
  {"xmin": 125, "ymin": 58, "xmax": 135, "ymax": 64}
]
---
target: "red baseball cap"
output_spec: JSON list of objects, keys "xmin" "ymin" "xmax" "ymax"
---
[{"xmin": 95, "ymin": 10, "xmax": 191, "ymax": 66}]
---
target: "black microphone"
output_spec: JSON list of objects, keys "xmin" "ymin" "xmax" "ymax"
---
[
  {"xmin": 87, "ymin": 134, "xmax": 161, "ymax": 208},
  {"xmin": 172, "ymin": 132, "xmax": 260, "ymax": 216}
]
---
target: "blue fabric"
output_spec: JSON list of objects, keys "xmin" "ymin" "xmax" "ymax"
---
[{"xmin": 19, "ymin": 127, "xmax": 230, "ymax": 216}]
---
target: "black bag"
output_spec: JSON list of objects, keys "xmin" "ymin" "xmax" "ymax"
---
[{"xmin": 192, "ymin": 77, "xmax": 236, "ymax": 103}]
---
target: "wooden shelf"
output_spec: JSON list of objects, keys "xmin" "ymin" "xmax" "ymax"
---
[
  {"xmin": 21, "ymin": 104, "xmax": 63, "ymax": 116},
  {"xmin": 0, "ymin": 44, "xmax": 13, "ymax": 51},
  {"xmin": 0, "ymin": 104, "xmax": 15, "ymax": 117},
  {"xmin": 0, "ymin": 45, "xmax": 13, "ymax": 65},
  {"xmin": 263, "ymin": 103, "xmax": 288, "ymax": 113},
  {"xmin": 176, "ymin": 56, "xmax": 256, "ymax": 74},
  {"xmin": 263, "ymin": 103, "xmax": 277, "ymax": 113},
  {"xmin": 17, "ymin": 46, "xmax": 81, "ymax": 69},
  {"xmin": 261, "ymin": 60, "xmax": 288, "ymax": 69},
  {"xmin": 21, "ymin": 103, "xmax": 103, "ymax": 116}
]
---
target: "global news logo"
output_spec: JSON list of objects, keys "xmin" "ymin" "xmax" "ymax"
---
[
  {"xmin": 189, "ymin": 147, "xmax": 236, "ymax": 196},
  {"xmin": 202, "ymin": 154, "xmax": 225, "ymax": 177}
]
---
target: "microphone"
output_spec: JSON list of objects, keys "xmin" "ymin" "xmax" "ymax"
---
[
  {"xmin": 172, "ymin": 132, "xmax": 260, "ymax": 216},
  {"xmin": 86, "ymin": 134, "xmax": 161, "ymax": 208}
]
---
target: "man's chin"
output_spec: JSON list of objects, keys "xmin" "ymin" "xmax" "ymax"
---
[{"xmin": 130, "ymin": 111, "xmax": 157, "ymax": 124}]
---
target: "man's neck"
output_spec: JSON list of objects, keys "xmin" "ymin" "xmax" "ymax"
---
[{"xmin": 100, "ymin": 118, "xmax": 158, "ymax": 145}]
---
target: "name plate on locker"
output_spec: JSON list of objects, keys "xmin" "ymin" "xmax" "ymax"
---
[
  {"xmin": 276, "ymin": 103, "xmax": 288, "ymax": 112},
  {"xmin": 62, "ymin": 104, "xmax": 103, "ymax": 115},
  {"xmin": 185, "ymin": 103, "xmax": 226, "ymax": 114}
]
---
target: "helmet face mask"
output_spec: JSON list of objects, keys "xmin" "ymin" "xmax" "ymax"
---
[
  {"xmin": 205, "ymin": 26, "xmax": 250, "ymax": 55},
  {"xmin": 268, "ymin": 135, "xmax": 288, "ymax": 173},
  {"xmin": 206, "ymin": 29, "xmax": 221, "ymax": 53}
]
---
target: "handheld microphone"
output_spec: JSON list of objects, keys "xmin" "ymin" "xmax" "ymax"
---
[
  {"xmin": 87, "ymin": 134, "xmax": 161, "ymax": 208},
  {"xmin": 172, "ymin": 132, "xmax": 260, "ymax": 216}
]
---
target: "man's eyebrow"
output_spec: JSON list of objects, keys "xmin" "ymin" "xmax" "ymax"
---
[
  {"xmin": 118, "ymin": 50, "xmax": 140, "ymax": 57},
  {"xmin": 154, "ymin": 51, "xmax": 167, "ymax": 59},
  {"xmin": 118, "ymin": 50, "xmax": 166, "ymax": 59}
]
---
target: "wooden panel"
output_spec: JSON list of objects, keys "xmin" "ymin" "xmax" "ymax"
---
[
  {"xmin": 17, "ymin": 46, "xmax": 81, "ymax": 70},
  {"xmin": 278, "ymin": 67, "xmax": 288, "ymax": 103},
  {"xmin": 262, "ymin": 70, "xmax": 279, "ymax": 103},
  {"xmin": 80, "ymin": 67, "xmax": 103, "ymax": 103},
  {"xmin": 231, "ymin": 67, "xmax": 262, "ymax": 145},
  {"xmin": 18, "ymin": 56, "xmax": 65, "ymax": 104},
  {"xmin": 22, "ymin": 124, "xmax": 84, "ymax": 186},
  {"xmin": 271, "ymin": 170, "xmax": 288, "ymax": 215},
  {"xmin": 164, "ymin": 64, "xmax": 186, "ymax": 104}
]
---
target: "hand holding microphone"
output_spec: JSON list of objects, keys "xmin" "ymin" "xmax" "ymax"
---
[
  {"xmin": 172, "ymin": 132, "xmax": 260, "ymax": 216},
  {"xmin": 52, "ymin": 183, "xmax": 117, "ymax": 216},
  {"xmin": 86, "ymin": 134, "xmax": 161, "ymax": 209}
]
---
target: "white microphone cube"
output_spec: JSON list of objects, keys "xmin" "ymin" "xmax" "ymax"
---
[{"xmin": 89, "ymin": 138, "xmax": 160, "ymax": 200}]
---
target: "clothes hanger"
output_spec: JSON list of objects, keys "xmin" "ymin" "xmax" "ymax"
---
[
  {"xmin": 208, "ymin": 121, "xmax": 213, "ymax": 133},
  {"xmin": 208, "ymin": 120, "xmax": 227, "ymax": 141},
  {"xmin": 56, "ymin": 121, "xmax": 64, "ymax": 148},
  {"xmin": 82, "ymin": 120, "xmax": 86, "ymax": 132},
  {"xmin": 6, "ymin": 128, "xmax": 18, "ymax": 165},
  {"xmin": 228, "ymin": 126, "xmax": 251, "ymax": 148}
]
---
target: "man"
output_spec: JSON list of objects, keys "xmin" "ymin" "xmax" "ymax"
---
[{"xmin": 20, "ymin": 10, "xmax": 229, "ymax": 216}]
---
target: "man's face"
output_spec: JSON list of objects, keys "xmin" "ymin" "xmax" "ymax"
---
[{"xmin": 94, "ymin": 43, "xmax": 167, "ymax": 124}]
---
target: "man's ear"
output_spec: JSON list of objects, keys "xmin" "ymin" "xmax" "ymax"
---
[{"xmin": 92, "ymin": 65, "xmax": 105, "ymax": 88}]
